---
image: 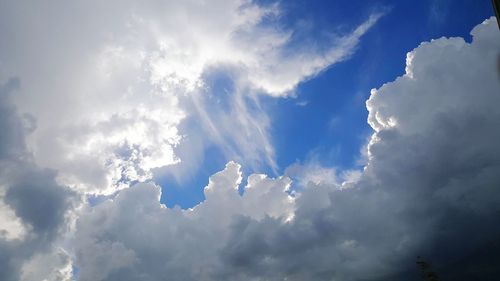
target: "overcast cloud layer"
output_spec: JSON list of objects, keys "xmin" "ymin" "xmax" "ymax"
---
[{"xmin": 0, "ymin": 1, "xmax": 499, "ymax": 280}]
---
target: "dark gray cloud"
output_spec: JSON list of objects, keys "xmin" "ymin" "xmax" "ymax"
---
[
  {"xmin": 0, "ymin": 78, "xmax": 25, "ymax": 160},
  {"xmin": 4, "ymin": 166, "xmax": 75, "ymax": 241},
  {"xmin": 0, "ymin": 79, "xmax": 76, "ymax": 281}
]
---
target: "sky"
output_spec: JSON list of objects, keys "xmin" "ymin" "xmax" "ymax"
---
[{"xmin": 0, "ymin": 1, "xmax": 499, "ymax": 281}]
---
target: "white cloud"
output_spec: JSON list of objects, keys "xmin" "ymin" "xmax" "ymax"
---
[
  {"xmin": 243, "ymin": 12, "xmax": 385, "ymax": 96},
  {"xmin": 285, "ymin": 158, "xmax": 362, "ymax": 189},
  {"xmin": 286, "ymin": 161, "xmax": 339, "ymax": 186},
  {"xmin": 0, "ymin": 0, "xmax": 382, "ymax": 193},
  {"xmin": 0, "ymin": 191, "xmax": 29, "ymax": 241},
  {"xmin": 20, "ymin": 248, "xmax": 73, "ymax": 281}
]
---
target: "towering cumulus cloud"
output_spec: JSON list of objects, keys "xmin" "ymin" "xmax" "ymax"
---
[
  {"xmin": 218, "ymin": 18, "xmax": 500, "ymax": 281},
  {"xmin": 70, "ymin": 18, "xmax": 500, "ymax": 281}
]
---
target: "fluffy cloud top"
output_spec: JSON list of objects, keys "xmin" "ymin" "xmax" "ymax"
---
[{"xmin": 75, "ymin": 162, "xmax": 294, "ymax": 281}]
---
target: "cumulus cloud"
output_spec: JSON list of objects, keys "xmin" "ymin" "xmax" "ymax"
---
[
  {"xmin": 74, "ymin": 162, "xmax": 294, "ymax": 281},
  {"xmin": 220, "ymin": 17, "xmax": 500, "ymax": 281},
  {"xmin": 71, "ymin": 17, "xmax": 500, "ymax": 281},
  {"xmin": 0, "ymin": 0, "xmax": 381, "ymax": 193}
]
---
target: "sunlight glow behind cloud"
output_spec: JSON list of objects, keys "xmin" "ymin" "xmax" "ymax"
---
[{"xmin": 0, "ymin": 0, "xmax": 382, "ymax": 194}]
